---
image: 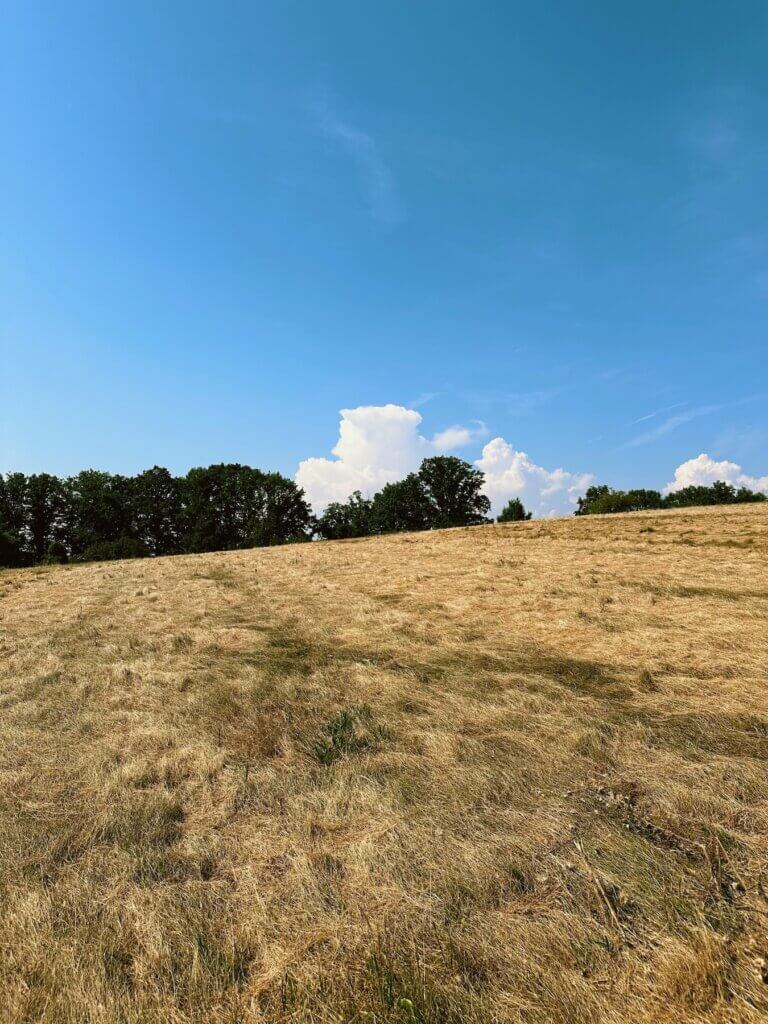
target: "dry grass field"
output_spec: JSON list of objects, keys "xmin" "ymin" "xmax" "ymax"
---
[{"xmin": 1, "ymin": 504, "xmax": 768, "ymax": 1023}]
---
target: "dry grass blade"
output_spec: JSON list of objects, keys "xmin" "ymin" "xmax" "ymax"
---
[{"xmin": 1, "ymin": 502, "xmax": 767, "ymax": 1022}]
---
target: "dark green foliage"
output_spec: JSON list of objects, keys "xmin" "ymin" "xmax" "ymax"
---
[
  {"xmin": 315, "ymin": 457, "xmax": 491, "ymax": 540},
  {"xmin": 735, "ymin": 486, "xmax": 767, "ymax": 503},
  {"xmin": 371, "ymin": 474, "xmax": 431, "ymax": 534},
  {"xmin": 181, "ymin": 464, "xmax": 246, "ymax": 552},
  {"xmin": 0, "ymin": 473, "xmax": 28, "ymax": 566},
  {"xmin": 77, "ymin": 537, "xmax": 149, "ymax": 563},
  {"xmin": 7, "ymin": 448, "xmax": 759, "ymax": 567},
  {"xmin": 2, "ymin": 455, "xmax": 494, "ymax": 561},
  {"xmin": 358, "ymin": 457, "xmax": 492, "ymax": 537},
  {"xmin": 245, "ymin": 471, "xmax": 313, "ymax": 547},
  {"xmin": 64, "ymin": 470, "xmax": 135, "ymax": 555},
  {"xmin": 417, "ymin": 456, "xmax": 491, "ymax": 528},
  {"xmin": 42, "ymin": 541, "xmax": 69, "ymax": 565},
  {"xmin": 623, "ymin": 489, "xmax": 665, "ymax": 511},
  {"xmin": 0, "ymin": 530, "xmax": 25, "ymax": 568},
  {"xmin": 24, "ymin": 473, "xmax": 69, "ymax": 562},
  {"xmin": 0, "ymin": 472, "xmax": 26, "ymax": 536},
  {"xmin": 575, "ymin": 484, "xmax": 663, "ymax": 515},
  {"xmin": 497, "ymin": 497, "xmax": 531, "ymax": 522},
  {"xmin": 315, "ymin": 491, "xmax": 374, "ymax": 540},
  {"xmin": 574, "ymin": 485, "xmax": 611, "ymax": 515},
  {"xmin": 132, "ymin": 466, "xmax": 182, "ymax": 556},
  {"xmin": 180, "ymin": 464, "xmax": 311, "ymax": 552},
  {"xmin": 0, "ymin": 463, "xmax": 312, "ymax": 566},
  {"xmin": 575, "ymin": 480, "xmax": 766, "ymax": 516},
  {"xmin": 664, "ymin": 480, "xmax": 766, "ymax": 508}
]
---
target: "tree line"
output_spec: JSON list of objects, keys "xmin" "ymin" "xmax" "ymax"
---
[
  {"xmin": 0, "ymin": 464, "xmax": 312, "ymax": 567},
  {"xmin": 574, "ymin": 481, "xmax": 766, "ymax": 515},
  {"xmin": 1, "ymin": 456, "xmax": 764, "ymax": 567},
  {"xmin": 0, "ymin": 457, "xmax": 507, "ymax": 567}
]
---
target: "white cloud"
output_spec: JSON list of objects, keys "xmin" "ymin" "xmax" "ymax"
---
[
  {"xmin": 296, "ymin": 404, "xmax": 488, "ymax": 511},
  {"xmin": 296, "ymin": 405, "xmax": 424, "ymax": 509},
  {"xmin": 632, "ymin": 401, "xmax": 688, "ymax": 425},
  {"xmin": 297, "ymin": 406, "xmax": 594, "ymax": 518},
  {"xmin": 476, "ymin": 438, "xmax": 593, "ymax": 518},
  {"xmin": 431, "ymin": 422, "xmax": 488, "ymax": 451},
  {"xmin": 665, "ymin": 453, "xmax": 768, "ymax": 494}
]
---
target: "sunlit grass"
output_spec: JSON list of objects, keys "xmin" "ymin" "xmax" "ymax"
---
[{"xmin": 1, "ymin": 503, "xmax": 767, "ymax": 1021}]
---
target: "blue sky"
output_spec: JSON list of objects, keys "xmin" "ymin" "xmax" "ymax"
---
[{"xmin": 1, "ymin": 2, "xmax": 766, "ymax": 512}]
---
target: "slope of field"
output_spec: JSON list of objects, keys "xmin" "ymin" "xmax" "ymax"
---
[{"xmin": 1, "ymin": 504, "xmax": 768, "ymax": 1023}]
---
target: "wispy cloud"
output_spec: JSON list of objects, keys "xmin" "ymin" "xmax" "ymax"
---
[
  {"xmin": 314, "ymin": 91, "xmax": 403, "ymax": 224},
  {"xmin": 626, "ymin": 405, "xmax": 722, "ymax": 447},
  {"xmin": 712, "ymin": 424, "xmax": 768, "ymax": 461},
  {"xmin": 598, "ymin": 366, "xmax": 637, "ymax": 383},
  {"xmin": 631, "ymin": 401, "xmax": 688, "ymax": 425},
  {"xmin": 671, "ymin": 88, "xmax": 768, "ymax": 260},
  {"xmin": 625, "ymin": 396, "xmax": 764, "ymax": 447},
  {"xmin": 686, "ymin": 104, "xmax": 744, "ymax": 161},
  {"xmin": 408, "ymin": 391, "xmax": 439, "ymax": 409},
  {"xmin": 458, "ymin": 388, "xmax": 560, "ymax": 416}
]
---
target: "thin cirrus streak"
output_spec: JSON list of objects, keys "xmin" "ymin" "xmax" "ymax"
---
[
  {"xmin": 624, "ymin": 396, "xmax": 765, "ymax": 448},
  {"xmin": 631, "ymin": 401, "xmax": 689, "ymax": 425},
  {"xmin": 314, "ymin": 91, "xmax": 404, "ymax": 224}
]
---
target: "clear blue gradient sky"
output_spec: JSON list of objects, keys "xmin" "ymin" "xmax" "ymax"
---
[{"xmin": 2, "ymin": 2, "xmax": 766, "ymax": 502}]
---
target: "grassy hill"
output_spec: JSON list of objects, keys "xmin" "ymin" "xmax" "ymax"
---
[{"xmin": 1, "ymin": 504, "xmax": 767, "ymax": 1023}]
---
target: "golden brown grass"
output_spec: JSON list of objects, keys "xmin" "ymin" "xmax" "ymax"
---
[{"xmin": 1, "ymin": 503, "xmax": 768, "ymax": 1023}]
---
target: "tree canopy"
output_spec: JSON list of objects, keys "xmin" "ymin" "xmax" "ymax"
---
[
  {"xmin": 497, "ymin": 498, "xmax": 532, "ymax": 522},
  {"xmin": 574, "ymin": 480, "xmax": 765, "ymax": 516},
  {"xmin": 315, "ymin": 457, "xmax": 491, "ymax": 540},
  {"xmin": 0, "ymin": 465, "xmax": 313, "ymax": 566},
  {"xmin": 417, "ymin": 456, "xmax": 491, "ymax": 528},
  {"xmin": 314, "ymin": 491, "xmax": 374, "ymax": 541}
]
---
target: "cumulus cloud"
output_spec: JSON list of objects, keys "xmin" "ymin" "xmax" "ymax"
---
[
  {"xmin": 475, "ymin": 438, "xmax": 594, "ymax": 518},
  {"xmin": 297, "ymin": 405, "xmax": 594, "ymax": 517},
  {"xmin": 297, "ymin": 405, "xmax": 490, "ymax": 511},
  {"xmin": 432, "ymin": 422, "xmax": 488, "ymax": 451},
  {"xmin": 296, "ymin": 405, "xmax": 423, "ymax": 510},
  {"xmin": 665, "ymin": 453, "xmax": 768, "ymax": 494}
]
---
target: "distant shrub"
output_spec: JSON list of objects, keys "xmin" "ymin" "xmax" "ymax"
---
[
  {"xmin": 315, "ymin": 491, "xmax": 374, "ymax": 540},
  {"xmin": 574, "ymin": 480, "xmax": 764, "ymax": 516},
  {"xmin": 576, "ymin": 486, "xmax": 663, "ymax": 515},
  {"xmin": 664, "ymin": 481, "xmax": 766, "ymax": 508},
  {"xmin": 497, "ymin": 498, "xmax": 531, "ymax": 522},
  {"xmin": 42, "ymin": 540, "xmax": 69, "ymax": 565},
  {"xmin": 77, "ymin": 536, "xmax": 149, "ymax": 563}
]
